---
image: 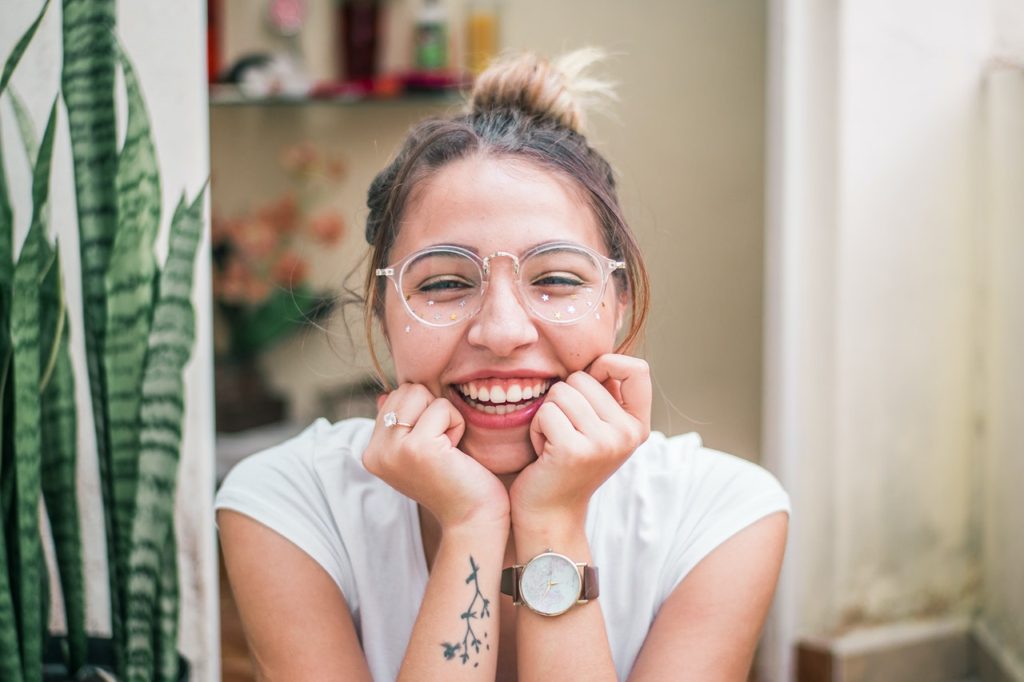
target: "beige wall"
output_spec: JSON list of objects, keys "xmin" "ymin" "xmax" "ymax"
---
[{"xmin": 215, "ymin": 0, "xmax": 768, "ymax": 460}]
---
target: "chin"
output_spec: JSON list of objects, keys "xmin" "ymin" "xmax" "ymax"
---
[{"xmin": 460, "ymin": 431, "xmax": 536, "ymax": 476}]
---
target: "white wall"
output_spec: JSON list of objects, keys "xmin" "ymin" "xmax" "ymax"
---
[
  {"xmin": 1, "ymin": 2, "xmax": 217, "ymax": 679},
  {"xmin": 979, "ymin": 67, "xmax": 1024, "ymax": 678},
  {"xmin": 764, "ymin": 0, "xmax": 1024, "ymax": 679}
]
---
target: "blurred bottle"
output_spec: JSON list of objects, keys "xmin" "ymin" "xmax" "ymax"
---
[
  {"xmin": 337, "ymin": 0, "xmax": 380, "ymax": 82},
  {"xmin": 465, "ymin": 0, "xmax": 499, "ymax": 76},
  {"xmin": 415, "ymin": 0, "xmax": 449, "ymax": 71}
]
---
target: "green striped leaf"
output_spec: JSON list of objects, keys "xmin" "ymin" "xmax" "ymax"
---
[
  {"xmin": 0, "ymin": 110, "xmax": 21, "ymax": 682},
  {"xmin": 105, "ymin": 40, "xmax": 162, "ymax": 635},
  {"xmin": 39, "ymin": 241, "xmax": 86, "ymax": 675},
  {"xmin": 7, "ymin": 89, "xmax": 38, "ymax": 169},
  {"xmin": 61, "ymin": 0, "xmax": 122, "ymax": 670},
  {"xmin": 9, "ymin": 95, "xmax": 59, "ymax": 682},
  {"xmin": 0, "ymin": 356, "xmax": 21, "ymax": 679},
  {"xmin": 125, "ymin": 188, "xmax": 204, "ymax": 681},
  {"xmin": 0, "ymin": 0, "xmax": 52, "ymax": 95},
  {"xmin": 154, "ymin": 527, "xmax": 178, "ymax": 682}
]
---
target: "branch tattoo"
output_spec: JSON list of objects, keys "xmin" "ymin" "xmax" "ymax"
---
[{"xmin": 441, "ymin": 556, "xmax": 491, "ymax": 667}]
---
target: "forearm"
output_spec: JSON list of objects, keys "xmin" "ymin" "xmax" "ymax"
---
[
  {"xmin": 398, "ymin": 520, "xmax": 508, "ymax": 681},
  {"xmin": 512, "ymin": 513, "xmax": 617, "ymax": 682}
]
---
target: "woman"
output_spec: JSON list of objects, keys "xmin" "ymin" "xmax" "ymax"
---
[{"xmin": 216, "ymin": 50, "xmax": 789, "ymax": 681}]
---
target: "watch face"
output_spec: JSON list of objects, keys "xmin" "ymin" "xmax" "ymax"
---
[{"xmin": 520, "ymin": 552, "xmax": 582, "ymax": 616}]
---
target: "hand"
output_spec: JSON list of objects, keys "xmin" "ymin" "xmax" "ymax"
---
[
  {"xmin": 362, "ymin": 383, "xmax": 510, "ymax": 531},
  {"xmin": 510, "ymin": 354, "xmax": 652, "ymax": 530}
]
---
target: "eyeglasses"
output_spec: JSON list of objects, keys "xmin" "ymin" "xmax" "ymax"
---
[{"xmin": 376, "ymin": 241, "xmax": 625, "ymax": 328}]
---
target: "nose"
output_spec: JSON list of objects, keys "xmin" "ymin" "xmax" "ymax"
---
[{"xmin": 466, "ymin": 258, "xmax": 539, "ymax": 356}]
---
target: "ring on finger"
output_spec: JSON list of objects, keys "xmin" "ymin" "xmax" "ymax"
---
[{"xmin": 382, "ymin": 411, "xmax": 414, "ymax": 429}]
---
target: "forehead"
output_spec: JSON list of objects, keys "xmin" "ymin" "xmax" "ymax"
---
[{"xmin": 392, "ymin": 155, "xmax": 605, "ymax": 259}]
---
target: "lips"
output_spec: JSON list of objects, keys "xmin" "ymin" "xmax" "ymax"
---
[{"xmin": 454, "ymin": 377, "xmax": 553, "ymax": 415}]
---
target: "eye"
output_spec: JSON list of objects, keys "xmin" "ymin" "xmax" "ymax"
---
[
  {"xmin": 531, "ymin": 272, "xmax": 586, "ymax": 287},
  {"xmin": 418, "ymin": 276, "xmax": 476, "ymax": 292}
]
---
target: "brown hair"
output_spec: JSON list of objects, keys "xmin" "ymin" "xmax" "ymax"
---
[{"xmin": 361, "ymin": 50, "xmax": 650, "ymax": 382}]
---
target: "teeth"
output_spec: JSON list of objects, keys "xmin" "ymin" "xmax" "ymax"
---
[{"xmin": 457, "ymin": 378, "xmax": 552, "ymax": 407}]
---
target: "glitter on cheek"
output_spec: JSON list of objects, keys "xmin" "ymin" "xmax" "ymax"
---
[
  {"xmin": 450, "ymin": 312, "xmax": 458, "ymax": 320},
  {"xmin": 404, "ymin": 325, "xmax": 411, "ymax": 333},
  {"xmin": 541, "ymin": 294, "xmax": 550, "ymax": 302}
]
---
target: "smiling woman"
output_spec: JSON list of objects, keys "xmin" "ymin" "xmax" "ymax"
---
[{"xmin": 214, "ymin": 50, "xmax": 790, "ymax": 682}]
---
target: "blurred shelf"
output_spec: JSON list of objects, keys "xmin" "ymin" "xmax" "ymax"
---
[{"xmin": 209, "ymin": 78, "xmax": 467, "ymax": 108}]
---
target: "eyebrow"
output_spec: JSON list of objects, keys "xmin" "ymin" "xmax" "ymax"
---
[{"xmin": 424, "ymin": 239, "xmax": 574, "ymax": 255}]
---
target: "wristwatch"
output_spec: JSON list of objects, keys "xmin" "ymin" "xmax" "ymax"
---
[{"xmin": 500, "ymin": 550, "xmax": 599, "ymax": 616}]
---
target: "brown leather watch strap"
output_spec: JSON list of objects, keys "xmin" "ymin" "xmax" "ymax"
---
[
  {"xmin": 500, "ymin": 565, "xmax": 519, "ymax": 602},
  {"xmin": 580, "ymin": 564, "xmax": 599, "ymax": 601}
]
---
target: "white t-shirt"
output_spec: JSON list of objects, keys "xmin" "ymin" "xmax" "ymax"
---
[{"xmin": 215, "ymin": 417, "xmax": 790, "ymax": 681}]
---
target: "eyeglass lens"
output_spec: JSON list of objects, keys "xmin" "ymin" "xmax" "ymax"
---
[{"xmin": 400, "ymin": 245, "xmax": 606, "ymax": 326}]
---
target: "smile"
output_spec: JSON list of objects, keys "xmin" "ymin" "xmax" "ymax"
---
[{"xmin": 454, "ymin": 378, "xmax": 553, "ymax": 415}]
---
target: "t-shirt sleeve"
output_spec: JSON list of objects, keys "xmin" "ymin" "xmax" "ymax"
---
[
  {"xmin": 214, "ymin": 419, "xmax": 358, "ymax": 608},
  {"xmin": 657, "ymin": 444, "xmax": 791, "ymax": 603}
]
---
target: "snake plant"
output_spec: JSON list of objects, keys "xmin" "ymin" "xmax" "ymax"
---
[{"xmin": 1, "ymin": 1, "xmax": 207, "ymax": 679}]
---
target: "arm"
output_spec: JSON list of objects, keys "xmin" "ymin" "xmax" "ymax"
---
[
  {"xmin": 221, "ymin": 384, "xmax": 511, "ymax": 681},
  {"xmin": 220, "ymin": 509, "xmax": 508, "ymax": 682},
  {"xmin": 511, "ymin": 514, "xmax": 617, "ymax": 681},
  {"xmin": 511, "ymin": 354, "xmax": 652, "ymax": 680},
  {"xmin": 218, "ymin": 509, "xmax": 372, "ymax": 682},
  {"xmin": 628, "ymin": 511, "xmax": 789, "ymax": 681}
]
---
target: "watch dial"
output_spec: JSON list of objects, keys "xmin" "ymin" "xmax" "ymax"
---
[{"xmin": 520, "ymin": 553, "xmax": 582, "ymax": 616}]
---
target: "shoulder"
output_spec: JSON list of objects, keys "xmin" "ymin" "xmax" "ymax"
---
[
  {"xmin": 214, "ymin": 417, "xmax": 380, "ymax": 600},
  {"xmin": 593, "ymin": 431, "xmax": 790, "ymax": 597},
  {"xmin": 603, "ymin": 431, "xmax": 789, "ymax": 513},
  {"xmin": 216, "ymin": 417, "xmax": 376, "ymax": 499}
]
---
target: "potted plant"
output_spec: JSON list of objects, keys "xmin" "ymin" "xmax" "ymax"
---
[{"xmin": 1, "ymin": 1, "xmax": 205, "ymax": 679}]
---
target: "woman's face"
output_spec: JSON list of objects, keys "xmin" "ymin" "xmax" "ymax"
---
[{"xmin": 383, "ymin": 155, "xmax": 625, "ymax": 475}]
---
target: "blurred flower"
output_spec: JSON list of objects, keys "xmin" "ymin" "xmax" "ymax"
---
[
  {"xmin": 271, "ymin": 250, "xmax": 309, "ymax": 286},
  {"xmin": 309, "ymin": 212, "xmax": 346, "ymax": 245},
  {"xmin": 234, "ymin": 219, "xmax": 278, "ymax": 261},
  {"xmin": 280, "ymin": 141, "xmax": 318, "ymax": 175},
  {"xmin": 211, "ymin": 141, "xmax": 347, "ymax": 358}
]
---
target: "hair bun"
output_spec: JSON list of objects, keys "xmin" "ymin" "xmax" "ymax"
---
[{"xmin": 467, "ymin": 47, "xmax": 616, "ymax": 135}]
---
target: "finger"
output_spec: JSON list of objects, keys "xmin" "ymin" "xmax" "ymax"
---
[
  {"xmin": 376, "ymin": 394, "xmax": 388, "ymax": 412},
  {"xmin": 378, "ymin": 383, "xmax": 434, "ymax": 429},
  {"xmin": 413, "ymin": 397, "xmax": 466, "ymax": 448},
  {"xmin": 543, "ymin": 380, "xmax": 603, "ymax": 435},
  {"xmin": 530, "ymin": 399, "xmax": 585, "ymax": 454},
  {"xmin": 585, "ymin": 354, "xmax": 652, "ymax": 424},
  {"xmin": 565, "ymin": 371, "xmax": 627, "ymax": 424}
]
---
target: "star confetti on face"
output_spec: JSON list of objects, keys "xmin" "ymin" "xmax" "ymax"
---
[
  {"xmin": 434, "ymin": 312, "xmax": 441, "ymax": 321},
  {"xmin": 450, "ymin": 312, "xmax": 458, "ymax": 320},
  {"xmin": 554, "ymin": 311, "xmax": 562, "ymax": 320},
  {"xmin": 567, "ymin": 305, "xmax": 576, "ymax": 314},
  {"xmin": 404, "ymin": 325, "xmax": 411, "ymax": 333},
  {"xmin": 541, "ymin": 294, "xmax": 550, "ymax": 302},
  {"xmin": 427, "ymin": 300, "xmax": 435, "ymax": 306},
  {"xmin": 459, "ymin": 300, "xmax": 467, "ymax": 307}
]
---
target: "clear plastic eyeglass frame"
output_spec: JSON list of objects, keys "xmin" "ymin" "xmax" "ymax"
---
[{"xmin": 375, "ymin": 241, "xmax": 626, "ymax": 328}]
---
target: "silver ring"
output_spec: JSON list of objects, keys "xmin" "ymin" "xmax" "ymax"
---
[{"xmin": 382, "ymin": 411, "xmax": 414, "ymax": 429}]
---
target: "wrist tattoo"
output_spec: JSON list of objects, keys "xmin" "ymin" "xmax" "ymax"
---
[{"xmin": 440, "ymin": 555, "xmax": 491, "ymax": 667}]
